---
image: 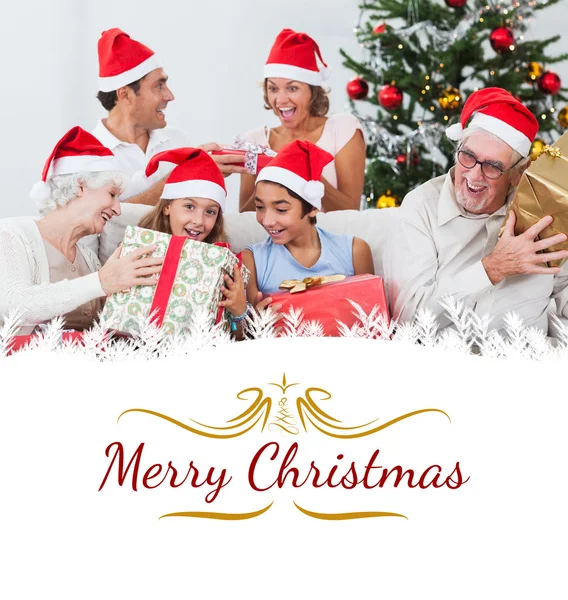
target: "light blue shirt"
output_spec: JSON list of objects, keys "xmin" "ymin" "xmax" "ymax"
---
[{"xmin": 248, "ymin": 226, "xmax": 354, "ymax": 294}]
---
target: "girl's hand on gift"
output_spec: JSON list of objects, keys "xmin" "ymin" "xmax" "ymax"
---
[
  {"xmin": 218, "ymin": 265, "xmax": 247, "ymax": 316},
  {"xmin": 254, "ymin": 292, "xmax": 282, "ymax": 314},
  {"xmin": 99, "ymin": 244, "xmax": 163, "ymax": 295}
]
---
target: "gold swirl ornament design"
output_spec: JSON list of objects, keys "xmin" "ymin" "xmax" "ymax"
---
[{"xmin": 118, "ymin": 373, "xmax": 450, "ymax": 439}]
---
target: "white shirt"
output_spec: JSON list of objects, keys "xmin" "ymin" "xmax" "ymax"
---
[
  {"xmin": 91, "ymin": 120, "xmax": 190, "ymax": 201},
  {"xmin": 383, "ymin": 169, "xmax": 568, "ymax": 333},
  {"xmin": 0, "ymin": 217, "xmax": 104, "ymax": 334}
]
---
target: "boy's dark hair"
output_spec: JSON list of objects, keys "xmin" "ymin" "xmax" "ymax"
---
[
  {"xmin": 262, "ymin": 181, "xmax": 318, "ymax": 224},
  {"xmin": 96, "ymin": 77, "xmax": 143, "ymax": 111}
]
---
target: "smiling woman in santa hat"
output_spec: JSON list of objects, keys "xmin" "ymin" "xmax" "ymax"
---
[
  {"xmin": 242, "ymin": 140, "xmax": 374, "ymax": 306},
  {"xmin": 239, "ymin": 29, "xmax": 366, "ymax": 214},
  {"xmin": 0, "ymin": 127, "xmax": 163, "ymax": 334}
]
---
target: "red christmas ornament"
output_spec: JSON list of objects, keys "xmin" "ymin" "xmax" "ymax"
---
[
  {"xmin": 490, "ymin": 27, "xmax": 515, "ymax": 54},
  {"xmin": 396, "ymin": 152, "xmax": 420, "ymax": 167},
  {"xmin": 373, "ymin": 23, "xmax": 387, "ymax": 35},
  {"xmin": 445, "ymin": 0, "xmax": 467, "ymax": 7},
  {"xmin": 346, "ymin": 77, "xmax": 369, "ymax": 100},
  {"xmin": 538, "ymin": 71, "xmax": 561, "ymax": 95},
  {"xmin": 378, "ymin": 84, "xmax": 403, "ymax": 111}
]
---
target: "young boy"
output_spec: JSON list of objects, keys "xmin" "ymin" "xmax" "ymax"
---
[{"xmin": 241, "ymin": 140, "xmax": 374, "ymax": 307}]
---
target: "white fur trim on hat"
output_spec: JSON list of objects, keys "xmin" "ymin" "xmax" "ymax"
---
[
  {"xmin": 257, "ymin": 165, "xmax": 323, "ymax": 210},
  {"xmin": 469, "ymin": 112, "xmax": 532, "ymax": 157},
  {"xmin": 161, "ymin": 180, "xmax": 226, "ymax": 211},
  {"xmin": 98, "ymin": 54, "xmax": 163, "ymax": 92},
  {"xmin": 264, "ymin": 63, "xmax": 328, "ymax": 86},
  {"xmin": 50, "ymin": 155, "xmax": 121, "ymax": 178}
]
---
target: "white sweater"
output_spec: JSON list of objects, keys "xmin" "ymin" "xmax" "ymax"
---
[{"xmin": 0, "ymin": 217, "xmax": 105, "ymax": 334}]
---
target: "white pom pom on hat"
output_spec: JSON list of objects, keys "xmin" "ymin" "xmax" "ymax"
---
[
  {"xmin": 304, "ymin": 180, "xmax": 325, "ymax": 204},
  {"xmin": 445, "ymin": 122, "xmax": 464, "ymax": 142},
  {"xmin": 255, "ymin": 139, "xmax": 333, "ymax": 210},
  {"xmin": 29, "ymin": 180, "xmax": 52, "ymax": 206}
]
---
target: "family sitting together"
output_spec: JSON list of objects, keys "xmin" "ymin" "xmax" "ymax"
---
[{"xmin": 1, "ymin": 27, "xmax": 568, "ymax": 339}]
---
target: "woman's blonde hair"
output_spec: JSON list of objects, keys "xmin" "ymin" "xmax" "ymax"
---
[
  {"xmin": 262, "ymin": 80, "xmax": 330, "ymax": 118},
  {"xmin": 138, "ymin": 198, "xmax": 227, "ymax": 244}
]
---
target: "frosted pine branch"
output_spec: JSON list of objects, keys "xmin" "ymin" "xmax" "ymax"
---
[
  {"xmin": 244, "ymin": 306, "xmax": 279, "ymax": 340},
  {"xmin": 280, "ymin": 306, "xmax": 305, "ymax": 338},
  {"xmin": 337, "ymin": 300, "xmax": 394, "ymax": 339},
  {"xmin": 0, "ymin": 310, "xmax": 24, "ymax": 358},
  {"xmin": 414, "ymin": 308, "xmax": 439, "ymax": 347}
]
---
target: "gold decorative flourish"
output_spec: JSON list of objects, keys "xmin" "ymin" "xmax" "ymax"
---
[
  {"xmin": 269, "ymin": 373, "xmax": 299, "ymax": 393},
  {"xmin": 268, "ymin": 374, "xmax": 300, "ymax": 435},
  {"xmin": 118, "ymin": 387, "xmax": 273, "ymax": 439},
  {"xmin": 118, "ymin": 374, "xmax": 450, "ymax": 439},
  {"xmin": 296, "ymin": 388, "xmax": 450, "ymax": 438},
  {"xmin": 160, "ymin": 502, "xmax": 274, "ymax": 520},
  {"xmin": 293, "ymin": 502, "xmax": 407, "ymax": 520},
  {"xmin": 543, "ymin": 144, "xmax": 562, "ymax": 158}
]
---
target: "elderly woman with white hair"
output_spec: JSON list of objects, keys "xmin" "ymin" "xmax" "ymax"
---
[{"xmin": 0, "ymin": 126, "xmax": 162, "ymax": 335}]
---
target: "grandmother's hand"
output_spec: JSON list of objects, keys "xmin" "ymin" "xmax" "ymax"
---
[{"xmin": 98, "ymin": 244, "xmax": 163, "ymax": 295}]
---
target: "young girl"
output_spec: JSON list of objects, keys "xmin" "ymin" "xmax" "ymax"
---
[
  {"xmin": 241, "ymin": 140, "xmax": 374, "ymax": 307},
  {"xmin": 138, "ymin": 147, "xmax": 252, "ymax": 332}
]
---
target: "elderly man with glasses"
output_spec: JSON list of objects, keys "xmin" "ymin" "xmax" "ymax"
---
[{"xmin": 384, "ymin": 87, "xmax": 568, "ymax": 333}]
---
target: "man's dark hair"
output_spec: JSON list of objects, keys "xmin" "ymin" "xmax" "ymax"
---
[
  {"xmin": 96, "ymin": 77, "xmax": 143, "ymax": 111},
  {"xmin": 261, "ymin": 181, "xmax": 317, "ymax": 224}
]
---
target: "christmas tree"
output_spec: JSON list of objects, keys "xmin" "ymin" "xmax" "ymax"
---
[{"xmin": 340, "ymin": 0, "xmax": 568, "ymax": 209}]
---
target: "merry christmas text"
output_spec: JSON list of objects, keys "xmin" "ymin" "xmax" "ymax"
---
[{"xmin": 98, "ymin": 441, "xmax": 469, "ymax": 503}]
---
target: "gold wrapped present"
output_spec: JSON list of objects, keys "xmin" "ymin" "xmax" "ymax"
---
[{"xmin": 505, "ymin": 131, "xmax": 568, "ymax": 267}]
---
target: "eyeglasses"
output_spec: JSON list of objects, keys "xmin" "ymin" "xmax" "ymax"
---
[{"xmin": 457, "ymin": 150, "xmax": 522, "ymax": 180}]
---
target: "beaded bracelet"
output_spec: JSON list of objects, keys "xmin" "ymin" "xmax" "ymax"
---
[{"xmin": 228, "ymin": 303, "xmax": 252, "ymax": 332}]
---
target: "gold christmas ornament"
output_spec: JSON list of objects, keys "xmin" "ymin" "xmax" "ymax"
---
[
  {"xmin": 559, "ymin": 106, "xmax": 568, "ymax": 129},
  {"xmin": 438, "ymin": 86, "xmax": 462, "ymax": 110},
  {"xmin": 529, "ymin": 138, "xmax": 546, "ymax": 161},
  {"xmin": 377, "ymin": 190, "xmax": 400, "ymax": 209},
  {"xmin": 527, "ymin": 61, "xmax": 543, "ymax": 82}
]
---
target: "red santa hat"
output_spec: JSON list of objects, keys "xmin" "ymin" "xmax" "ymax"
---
[
  {"xmin": 30, "ymin": 126, "xmax": 120, "ymax": 202},
  {"xmin": 264, "ymin": 28, "xmax": 329, "ymax": 86},
  {"xmin": 146, "ymin": 148, "xmax": 227, "ymax": 211},
  {"xmin": 256, "ymin": 140, "xmax": 333, "ymax": 210},
  {"xmin": 445, "ymin": 87, "xmax": 539, "ymax": 157},
  {"xmin": 98, "ymin": 28, "xmax": 163, "ymax": 92}
]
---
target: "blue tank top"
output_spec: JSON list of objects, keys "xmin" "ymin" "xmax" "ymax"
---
[{"xmin": 248, "ymin": 226, "xmax": 355, "ymax": 294}]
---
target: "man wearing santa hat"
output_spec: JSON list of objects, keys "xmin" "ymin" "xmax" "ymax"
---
[
  {"xmin": 384, "ymin": 87, "xmax": 568, "ymax": 334},
  {"xmin": 92, "ymin": 28, "xmax": 247, "ymax": 205}
]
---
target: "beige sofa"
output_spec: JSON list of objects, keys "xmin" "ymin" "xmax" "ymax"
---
[{"xmin": 97, "ymin": 203, "xmax": 399, "ymax": 277}]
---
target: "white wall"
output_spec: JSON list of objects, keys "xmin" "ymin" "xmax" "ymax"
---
[{"xmin": 1, "ymin": 0, "xmax": 566, "ymax": 218}]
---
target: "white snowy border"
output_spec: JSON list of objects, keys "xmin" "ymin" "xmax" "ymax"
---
[{"xmin": 2, "ymin": 297, "xmax": 567, "ymax": 362}]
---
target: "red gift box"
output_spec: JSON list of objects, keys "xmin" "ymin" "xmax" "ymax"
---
[
  {"xmin": 6, "ymin": 331, "xmax": 86, "ymax": 355},
  {"xmin": 269, "ymin": 274, "xmax": 390, "ymax": 337},
  {"xmin": 211, "ymin": 142, "xmax": 276, "ymax": 175}
]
